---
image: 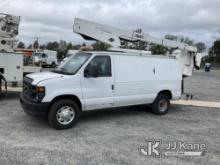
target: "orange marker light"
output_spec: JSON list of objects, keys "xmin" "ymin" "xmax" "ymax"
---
[{"xmin": 36, "ymin": 86, "xmax": 45, "ymax": 93}]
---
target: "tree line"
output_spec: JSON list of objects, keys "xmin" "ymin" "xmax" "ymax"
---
[{"xmin": 17, "ymin": 34, "xmax": 220, "ymax": 62}]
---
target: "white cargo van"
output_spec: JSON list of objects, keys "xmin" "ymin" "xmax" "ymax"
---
[{"xmin": 20, "ymin": 51, "xmax": 182, "ymax": 129}]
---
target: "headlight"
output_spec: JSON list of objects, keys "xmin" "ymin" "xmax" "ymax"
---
[{"xmin": 34, "ymin": 86, "xmax": 45, "ymax": 102}]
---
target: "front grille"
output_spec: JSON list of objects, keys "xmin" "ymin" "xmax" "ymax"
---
[{"xmin": 23, "ymin": 77, "xmax": 35, "ymax": 98}]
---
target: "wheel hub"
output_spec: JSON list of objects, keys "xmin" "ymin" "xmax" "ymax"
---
[
  {"xmin": 158, "ymin": 99, "xmax": 168, "ymax": 112},
  {"xmin": 56, "ymin": 106, "xmax": 75, "ymax": 125}
]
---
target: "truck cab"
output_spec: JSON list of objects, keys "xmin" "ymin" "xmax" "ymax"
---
[{"xmin": 20, "ymin": 51, "xmax": 182, "ymax": 129}]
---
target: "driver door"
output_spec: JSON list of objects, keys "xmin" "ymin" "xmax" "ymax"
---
[{"xmin": 81, "ymin": 55, "xmax": 114, "ymax": 110}]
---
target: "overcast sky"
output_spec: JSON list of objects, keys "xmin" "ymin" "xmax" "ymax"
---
[{"xmin": 1, "ymin": 0, "xmax": 220, "ymax": 47}]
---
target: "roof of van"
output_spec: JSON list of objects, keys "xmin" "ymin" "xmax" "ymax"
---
[{"xmin": 78, "ymin": 51, "xmax": 176, "ymax": 60}]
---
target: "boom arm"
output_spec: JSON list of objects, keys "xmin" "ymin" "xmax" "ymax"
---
[
  {"xmin": 73, "ymin": 18, "xmax": 197, "ymax": 53},
  {"xmin": 0, "ymin": 13, "xmax": 20, "ymax": 52},
  {"xmin": 73, "ymin": 18, "xmax": 204, "ymax": 77}
]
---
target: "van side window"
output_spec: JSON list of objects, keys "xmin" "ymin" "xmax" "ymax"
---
[{"xmin": 87, "ymin": 56, "xmax": 111, "ymax": 77}]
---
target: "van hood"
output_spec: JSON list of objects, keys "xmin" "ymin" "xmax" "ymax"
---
[{"xmin": 26, "ymin": 72, "xmax": 64, "ymax": 85}]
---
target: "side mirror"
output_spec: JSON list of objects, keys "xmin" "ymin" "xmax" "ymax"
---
[{"xmin": 84, "ymin": 65, "xmax": 98, "ymax": 78}]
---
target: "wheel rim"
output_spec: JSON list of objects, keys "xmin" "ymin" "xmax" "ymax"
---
[
  {"xmin": 158, "ymin": 99, "xmax": 168, "ymax": 112},
  {"xmin": 56, "ymin": 106, "xmax": 75, "ymax": 125}
]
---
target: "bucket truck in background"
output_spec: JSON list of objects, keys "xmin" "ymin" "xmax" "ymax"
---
[
  {"xmin": 0, "ymin": 13, "xmax": 23, "ymax": 92},
  {"xmin": 0, "ymin": 13, "xmax": 41, "ymax": 93}
]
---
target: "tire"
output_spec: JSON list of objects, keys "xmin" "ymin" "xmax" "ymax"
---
[
  {"xmin": 151, "ymin": 94, "xmax": 170, "ymax": 115},
  {"xmin": 51, "ymin": 62, "xmax": 56, "ymax": 68},
  {"xmin": 48, "ymin": 99, "xmax": 80, "ymax": 130}
]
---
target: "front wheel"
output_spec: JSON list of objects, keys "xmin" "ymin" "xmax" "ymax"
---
[
  {"xmin": 48, "ymin": 99, "xmax": 80, "ymax": 129},
  {"xmin": 151, "ymin": 94, "xmax": 170, "ymax": 115}
]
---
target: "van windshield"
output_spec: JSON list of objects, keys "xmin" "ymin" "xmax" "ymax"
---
[{"xmin": 52, "ymin": 53, "xmax": 91, "ymax": 75}]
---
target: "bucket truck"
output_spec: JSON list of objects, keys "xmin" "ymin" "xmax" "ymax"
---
[
  {"xmin": 20, "ymin": 17, "xmax": 205, "ymax": 129},
  {"xmin": 0, "ymin": 13, "xmax": 41, "ymax": 94},
  {"xmin": 0, "ymin": 13, "xmax": 23, "ymax": 92},
  {"xmin": 73, "ymin": 18, "xmax": 205, "ymax": 98}
]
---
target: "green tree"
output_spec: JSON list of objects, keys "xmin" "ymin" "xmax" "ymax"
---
[
  {"xmin": 59, "ymin": 40, "xmax": 67, "ymax": 51},
  {"xmin": 131, "ymin": 41, "xmax": 148, "ymax": 50},
  {"xmin": 66, "ymin": 42, "xmax": 73, "ymax": 50},
  {"xmin": 165, "ymin": 34, "xmax": 178, "ymax": 41},
  {"xmin": 195, "ymin": 42, "xmax": 206, "ymax": 53},
  {"xmin": 33, "ymin": 39, "xmax": 39, "ymax": 49},
  {"xmin": 82, "ymin": 42, "xmax": 86, "ymax": 47},
  {"xmin": 165, "ymin": 34, "xmax": 194, "ymax": 45},
  {"xmin": 17, "ymin": 41, "xmax": 26, "ymax": 49},
  {"xmin": 46, "ymin": 41, "xmax": 59, "ymax": 50},
  {"xmin": 149, "ymin": 44, "xmax": 168, "ymax": 55},
  {"xmin": 92, "ymin": 41, "xmax": 110, "ymax": 51},
  {"xmin": 27, "ymin": 44, "xmax": 32, "ymax": 49},
  {"xmin": 209, "ymin": 40, "xmax": 220, "ymax": 61}
]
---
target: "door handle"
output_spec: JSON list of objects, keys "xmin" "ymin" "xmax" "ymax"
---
[
  {"xmin": 111, "ymin": 84, "xmax": 115, "ymax": 90},
  {"xmin": 153, "ymin": 68, "xmax": 156, "ymax": 74}
]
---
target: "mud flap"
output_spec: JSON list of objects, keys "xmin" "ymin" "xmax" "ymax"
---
[
  {"xmin": 0, "ymin": 73, "xmax": 7, "ymax": 93},
  {"xmin": 181, "ymin": 75, "xmax": 194, "ymax": 100}
]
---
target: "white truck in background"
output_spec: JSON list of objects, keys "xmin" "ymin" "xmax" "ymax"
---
[
  {"xmin": 20, "ymin": 18, "xmax": 205, "ymax": 130},
  {"xmin": 33, "ymin": 50, "xmax": 58, "ymax": 68}
]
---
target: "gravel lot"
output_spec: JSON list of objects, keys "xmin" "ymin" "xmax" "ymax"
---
[{"xmin": 0, "ymin": 71, "xmax": 219, "ymax": 165}]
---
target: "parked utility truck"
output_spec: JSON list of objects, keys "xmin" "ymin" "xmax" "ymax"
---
[
  {"xmin": 0, "ymin": 13, "xmax": 41, "ymax": 93},
  {"xmin": 20, "ymin": 18, "xmax": 204, "ymax": 129},
  {"xmin": 33, "ymin": 50, "xmax": 58, "ymax": 68},
  {"xmin": 0, "ymin": 13, "xmax": 23, "ymax": 91}
]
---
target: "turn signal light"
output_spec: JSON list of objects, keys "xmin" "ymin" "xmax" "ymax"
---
[{"xmin": 36, "ymin": 86, "xmax": 45, "ymax": 93}]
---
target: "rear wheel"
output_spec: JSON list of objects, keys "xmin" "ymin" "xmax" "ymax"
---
[
  {"xmin": 151, "ymin": 94, "xmax": 170, "ymax": 115},
  {"xmin": 48, "ymin": 99, "xmax": 80, "ymax": 129}
]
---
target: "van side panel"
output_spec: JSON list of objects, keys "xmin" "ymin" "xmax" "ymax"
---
[
  {"xmin": 113, "ymin": 55, "xmax": 182, "ymax": 107},
  {"xmin": 153, "ymin": 58, "xmax": 182, "ymax": 100},
  {"xmin": 113, "ymin": 55, "xmax": 156, "ymax": 107}
]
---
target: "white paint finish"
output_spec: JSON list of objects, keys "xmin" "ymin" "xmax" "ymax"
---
[
  {"xmin": 27, "ymin": 72, "xmax": 63, "ymax": 85},
  {"xmin": 26, "ymin": 52, "xmax": 182, "ymax": 111},
  {"xmin": 80, "ymin": 55, "xmax": 114, "ymax": 110},
  {"xmin": 34, "ymin": 50, "xmax": 58, "ymax": 66},
  {"xmin": 38, "ymin": 73, "xmax": 83, "ymax": 104},
  {"xmin": 153, "ymin": 58, "xmax": 182, "ymax": 97},
  {"xmin": 113, "ymin": 55, "xmax": 156, "ymax": 106},
  {"xmin": 113, "ymin": 55, "xmax": 181, "ymax": 106},
  {"xmin": 74, "ymin": 18, "xmax": 197, "ymax": 52},
  {"xmin": 73, "ymin": 18, "xmax": 202, "ymax": 77},
  {"xmin": 0, "ymin": 53, "xmax": 23, "ymax": 82},
  {"xmin": 23, "ymin": 66, "xmax": 42, "ymax": 74}
]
